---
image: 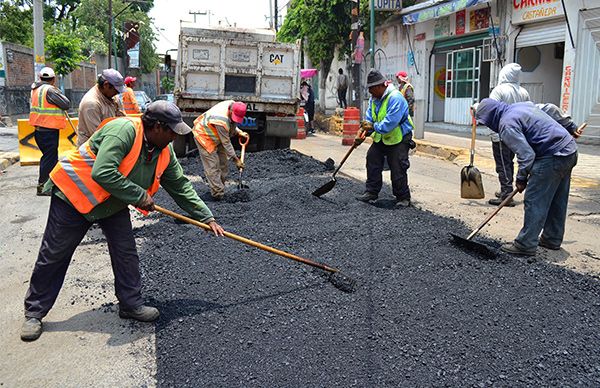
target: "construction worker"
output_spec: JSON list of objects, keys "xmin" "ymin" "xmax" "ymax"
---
[
  {"xmin": 192, "ymin": 100, "xmax": 249, "ymax": 200},
  {"xmin": 21, "ymin": 101, "xmax": 225, "ymax": 341},
  {"xmin": 122, "ymin": 76, "xmax": 141, "ymax": 114},
  {"xmin": 77, "ymin": 68, "xmax": 126, "ymax": 146},
  {"xmin": 355, "ymin": 69, "xmax": 414, "ymax": 208},
  {"xmin": 396, "ymin": 71, "xmax": 414, "ymax": 117},
  {"xmin": 473, "ymin": 98, "xmax": 577, "ymax": 256},
  {"xmin": 29, "ymin": 67, "xmax": 70, "ymax": 196},
  {"xmin": 487, "ymin": 63, "xmax": 530, "ymax": 207}
]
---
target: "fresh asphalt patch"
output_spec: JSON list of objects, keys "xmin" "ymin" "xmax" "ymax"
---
[{"xmin": 138, "ymin": 149, "xmax": 600, "ymax": 387}]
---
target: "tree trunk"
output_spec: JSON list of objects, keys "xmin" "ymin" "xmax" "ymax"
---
[{"xmin": 319, "ymin": 57, "xmax": 333, "ymax": 112}]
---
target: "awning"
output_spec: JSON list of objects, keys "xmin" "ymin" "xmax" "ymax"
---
[
  {"xmin": 403, "ymin": 0, "xmax": 490, "ymax": 25},
  {"xmin": 516, "ymin": 19, "xmax": 566, "ymax": 47},
  {"xmin": 433, "ymin": 32, "xmax": 490, "ymax": 51}
]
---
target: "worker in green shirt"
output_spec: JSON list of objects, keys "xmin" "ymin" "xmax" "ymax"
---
[{"xmin": 21, "ymin": 101, "xmax": 224, "ymax": 341}]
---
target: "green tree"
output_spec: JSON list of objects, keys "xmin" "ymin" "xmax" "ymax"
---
[
  {"xmin": 0, "ymin": 1, "xmax": 33, "ymax": 47},
  {"xmin": 160, "ymin": 75, "xmax": 174, "ymax": 93},
  {"xmin": 45, "ymin": 23, "xmax": 85, "ymax": 76}
]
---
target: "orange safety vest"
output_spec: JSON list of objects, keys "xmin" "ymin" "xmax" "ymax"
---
[
  {"xmin": 191, "ymin": 100, "xmax": 233, "ymax": 154},
  {"xmin": 29, "ymin": 84, "xmax": 66, "ymax": 129},
  {"xmin": 122, "ymin": 87, "xmax": 140, "ymax": 114},
  {"xmin": 49, "ymin": 117, "xmax": 170, "ymax": 215}
]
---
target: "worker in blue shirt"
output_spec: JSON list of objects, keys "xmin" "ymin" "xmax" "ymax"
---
[{"xmin": 355, "ymin": 68, "xmax": 415, "ymax": 207}]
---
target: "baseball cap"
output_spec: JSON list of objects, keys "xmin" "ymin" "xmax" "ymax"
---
[
  {"xmin": 366, "ymin": 68, "xmax": 386, "ymax": 88},
  {"xmin": 144, "ymin": 100, "xmax": 192, "ymax": 135},
  {"xmin": 124, "ymin": 76, "xmax": 137, "ymax": 86},
  {"xmin": 40, "ymin": 67, "xmax": 55, "ymax": 79},
  {"xmin": 101, "ymin": 68, "xmax": 126, "ymax": 93},
  {"xmin": 396, "ymin": 71, "xmax": 409, "ymax": 82},
  {"xmin": 231, "ymin": 101, "xmax": 247, "ymax": 124}
]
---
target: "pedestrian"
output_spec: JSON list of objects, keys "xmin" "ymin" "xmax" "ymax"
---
[
  {"xmin": 29, "ymin": 67, "xmax": 70, "ymax": 196},
  {"xmin": 355, "ymin": 68, "xmax": 414, "ymax": 208},
  {"xmin": 537, "ymin": 102, "xmax": 586, "ymax": 139},
  {"xmin": 396, "ymin": 71, "xmax": 414, "ymax": 117},
  {"xmin": 21, "ymin": 101, "xmax": 225, "ymax": 341},
  {"xmin": 487, "ymin": 63, "xmax": 530, "ymax": 207},
  {"xmin": 300, "ymin": 80, "xmax": 315, "ymax": 133},
  {"xmin": 473, "ymin": 98, "xmax": 578, "ymax": 256},
  {"xmin": 77, "ymin": 68, "xmax": 126, "ymax": 146},
  {"xmin": 191, "ymin": 100, "xmax": 249, "ymax": 201},
  {"xmin": 337, "ymin": 68, "xmax": 348, "ymax": 109},
  {"xmin": 122, "ymin": 76, "xmax": 141, "ymax": 114}
]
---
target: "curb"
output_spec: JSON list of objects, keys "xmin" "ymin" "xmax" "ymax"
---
[
  {"xmin": 414, "ymin": 139, "xmax": 467, "ymax": 162},
  {"xmin": 0, "ymin": 152, "xmax": 20, "ymax": 171}
]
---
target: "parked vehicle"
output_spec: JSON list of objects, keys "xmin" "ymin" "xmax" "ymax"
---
[
  {"xmin": 134, "ymin": 91, "xmax": 152, "ymax": 112},
  {"xmin": 155, "ymin": 93, "xmax": 174, "ymax": 103},
  {"xmin": 174, "ymin": 24, "xmax": 301, "ymax": 155}
]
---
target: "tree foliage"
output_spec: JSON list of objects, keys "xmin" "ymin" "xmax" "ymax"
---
[
  {"xmin": 45, "ymin": 23, "xmax": 86, "ymax": 76},
  {"xmin": 0, "ymin": 1, "xmax": 33, "ymax": 47}
]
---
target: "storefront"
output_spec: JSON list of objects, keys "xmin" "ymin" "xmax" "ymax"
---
[{"xmin": 511, "ymin": 0, "xmax": 566, "ymax": 106}]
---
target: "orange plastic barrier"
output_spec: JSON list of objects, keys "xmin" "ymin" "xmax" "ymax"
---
[
  {"xmin": 294, "ymin": 107, "xmax": 306, "ymax": 140},
  {"xmin": 342, "ymin": 107, "xmax": 360, "ymax": 146},
  {"xmin": 18, "ymin": 118, "xmax": 79, "ymax": 166}
]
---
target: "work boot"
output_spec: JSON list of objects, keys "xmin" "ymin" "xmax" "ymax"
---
[
  {"xmin": 539, "ymin": 237, "xmax": 560, "ymax": 250},
  {"xmin": 395, "ymin": 198, "xmax": 411, "ymax": 208},
  {"xmin": 501, "ymin": 243, "xmax": 536, "ymax": 256},
  {"xmin": 488, "ymin": 197, "xmax": 516, "ymax": 207},
  {"xmin": 355, "ymin": 192, "xmax": 378, "ymax": 203},
  {"xmin": 119, "ymin": 305, "xmax": 160, "ymax": 322},
  {"xmin": 20, "ymin": 318, "xmax": 43, "ymax": 341},
  {"xmin": 494, "ymin": 191, "xmax": 502, "ymax": 198}
]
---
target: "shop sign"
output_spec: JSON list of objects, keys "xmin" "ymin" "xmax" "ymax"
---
[
  {"xmin": 434, "ymin": 16, "xmax": 450, "ymax": 38},
  {"xmin": 561, "ymin": 64, "xmax": 571, "ymax": 113},
  {"xmin": 456, "ymin": 10, "xmax": 466, "ymax": 35},
  {"xmin": 374, "ymin": 0, "xmax": 402, "ymax": 11},
  {"xmin": 403, "ymin": 0, "xmax": 488, "ymax": 25},
  {"xmin": 512, "ymin": 0, "xmax": 564, "ymax": 24},
  {"xmin": 470, "ymin": 7, "xmax": 490, "ymax": 31},
  {"xmin": 434, "ymin": 67, "xmax": 446, "ymax": 99}
]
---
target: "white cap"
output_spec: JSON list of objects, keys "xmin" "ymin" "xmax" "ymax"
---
[{"xmin": 40, "ymin": 67, "xmax": 55, "ymax": 79}]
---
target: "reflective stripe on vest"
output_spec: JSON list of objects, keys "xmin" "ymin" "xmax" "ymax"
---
[
  {"xmin": 122, "ymin": 87, "xmax": 140, "ymax": 114},
  {"xmin": 49, "ymin": 117, "xmax": 170, "ymax": 214},
  {"xmin": 400, "ymin": 83, "xmax": 413, "ymax": 97},
  {"xmin": 371, "ymin": 90, "xmax": 404, "ymax": 145},
  {"xmin": 191, "ymin": 100, "xmax": 233, "ymax": 153},
  {"xmin": 29, "ymin": 84, "xmax": 67, "ymax": 129}
]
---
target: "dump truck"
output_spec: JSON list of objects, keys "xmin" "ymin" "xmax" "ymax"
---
[{"xmin": 173, "ymin": 24, "xmax": 301, "ymax": 155}]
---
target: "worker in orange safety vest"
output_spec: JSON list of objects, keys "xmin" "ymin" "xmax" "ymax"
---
[
  {"xmin": 29, "ymin": 66, "xmax": 71, "ymax": 196},
  {"xmin": 122, "ymin": 76, "xmax": 141, "ymax": 114}
]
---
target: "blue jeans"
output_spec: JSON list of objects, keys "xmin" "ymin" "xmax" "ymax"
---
[{"xmin": 514, "ymin": 152, "xmax": 578, "ymax": 250}]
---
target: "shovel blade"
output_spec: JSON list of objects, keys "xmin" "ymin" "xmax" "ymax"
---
[
  {"xmin": 460, "ymin": 165, "xmax": 485, "ymax": 199},
  {"xmin": 450, "ymin": 233, "xmax": 496, "ymax": 259},
  {"xmin": 312, "ymin": 179, "xmax": 336, "ymax": 197}
]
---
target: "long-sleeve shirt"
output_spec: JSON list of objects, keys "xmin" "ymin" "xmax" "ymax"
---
[
  {"xmin": 46, "ymin": 118, "xmax": 214, "ymax": 223},
  {"xmin": 77, "ymin": 85, "xmax": 124, "ymax": 146},
  {"xmin": 365, "ymin": 85, "xmax": 412, "ymax": 136},
  {"xmin": 214, "ymin": 122, "xmax": 239, "ymax": 159},
  {"xmin": 31, "ymin": 81, "xmax": 70, "ymax": 131}
]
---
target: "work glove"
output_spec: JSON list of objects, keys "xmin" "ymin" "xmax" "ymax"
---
[
  {"xmin": 515, "ymin": 179, "xmax": 527, "ymax": 193},
  {"xmin": 238, "ymin": 130, "xmax": 249, "ymax": 139},
  {"xmin": 360, "ymin": 120, "xmax": 374, "ymax": 133},
  {"xmin": 136, "ymin": 192, "xmax": 155, "ymax": 212},
  {"xmin": 234, "ymin": 157, "xmax": 245, "ymax": 170}
]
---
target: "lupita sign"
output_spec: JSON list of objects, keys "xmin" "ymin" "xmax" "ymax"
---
[
  {"xmin": 374, "ymin": 0, "xmax": 402, "ymax": 11},
  {"xmin": 512, "ymin": 0, "xmax": 564, "ymax": 24}
]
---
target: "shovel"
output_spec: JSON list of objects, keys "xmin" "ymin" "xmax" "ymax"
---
[
  {"xmin": 460, "ymin": 107, "xmax": 485, "ymax": 199},
  {"xmin": 451, "ymin": 188, "xmax": 519, "ymax": 258},
  {"xmin": 237, "ymin": 135, "xmax": 249, "ymax": 190},
  {"xmin": 312, "ymin": 140, "xmax": 359, "ymax": 197}
]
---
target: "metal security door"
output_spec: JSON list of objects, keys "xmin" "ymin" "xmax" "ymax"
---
[{"xmin": 444, "ymin": 47, "xmax": 480, "ymax": 125}]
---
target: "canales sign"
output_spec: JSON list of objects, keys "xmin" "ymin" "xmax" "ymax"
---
[{"xmin": 512, "ymin": 0, "xmax": 564, "ymax": 24}]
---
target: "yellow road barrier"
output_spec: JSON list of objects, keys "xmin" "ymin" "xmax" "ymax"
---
[{"xmin": 18, "ymin": 118, "xmax": 79, "ymax": 166}]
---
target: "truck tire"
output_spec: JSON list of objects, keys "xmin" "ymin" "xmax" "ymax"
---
[
  {"xmin": 276, "ymin": 137, "xmax": 291, "ymax": 149},
  {"xmin": 173, "ymin": 134, "xmax": 187, "ymax": 157}
]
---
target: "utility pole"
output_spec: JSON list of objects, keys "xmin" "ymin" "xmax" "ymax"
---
[
  {"xmin": 370, "ymin": 0, "xmax": 375, "ymax": 68},
  {"xmin": 269, "ymin": 0, "xmax": 274, "ymax": 29},
  {"xmin": 33, "ymin": 0, "xmax": 44, "ymax": 79},
  {"xmin": 108, "ymin": 0, "xmax": 113, "ymax": 68},
  {"xmin": 274, "ymin": 0, "xmax": 278, "ymax": 32},
  {"xmin": 189, "ymin": 10, "xmax": 211, "ymax": 25}
]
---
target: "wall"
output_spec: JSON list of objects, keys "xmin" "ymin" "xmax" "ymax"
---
[
  {"xmin": 0, "ymin": 42, "xmax": 34, "ymax": 117},
  {"xmin": 517, "ymin": 43, "xmax": 563, "ymax": 105}
]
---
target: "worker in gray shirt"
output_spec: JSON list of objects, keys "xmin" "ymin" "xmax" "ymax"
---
[{"xmin": 29, "ymin": 67, "xmax": 70, "ymax": 196}]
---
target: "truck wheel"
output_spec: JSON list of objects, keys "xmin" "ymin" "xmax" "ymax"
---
[
  {"xmin": 173, "ymin": 134, "xmax": 187, "ymax": 157},
  {"xmin": 276, "ymin": 137, "xmax": 291, "ymax": 149}
]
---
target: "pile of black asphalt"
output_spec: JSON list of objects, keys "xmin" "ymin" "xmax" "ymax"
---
[{"xmin": 139, "ymin": 149, "xmax": 600, "ymax": 387}]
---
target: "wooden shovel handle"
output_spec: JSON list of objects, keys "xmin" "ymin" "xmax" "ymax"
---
[
  {"xmin": 239, "ymin": 135, "xmax": 249, "ymax": 163},
  {"xmin": 154, "ymin": 205, "xmax": 338, "ymax": 273},
  {"xmin": 469, "ymin": 106, "xmax": 477, "ymax": 165},
  {"xmin": 467, "ymin": 188, "xmax": 519, "ymax": 240},
  {"xmin": 332, "ymin": 143, "xmax": 358, "ymax": 179}
]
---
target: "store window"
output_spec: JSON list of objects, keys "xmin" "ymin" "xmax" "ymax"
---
[{"xmin": 445, "ymin": 48, "xmax": 480, "ymax": 100}]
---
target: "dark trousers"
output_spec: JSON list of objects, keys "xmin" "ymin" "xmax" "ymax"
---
[
  {"xmin": 338, "ymin": 89, "xmax": 347, "ymax": 109},
  {"xmin": 24, "ymin": 195, "xmax": 143, "ymax": 319},
  {"xmin": 34, "ymin": 129, "xmax": 59, "ymax": 184},
  {"xmin": 492, "ymin": 140, "xmax": 515, "ymax": 197},
  {"xmin": 365, "ymin": 134, "xmax": 411, "ymax": 200}
]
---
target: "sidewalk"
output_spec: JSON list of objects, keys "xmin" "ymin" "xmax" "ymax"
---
[{"xmin": 0, "ymin": 125, "xmax": 19, "ymax": 170}]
